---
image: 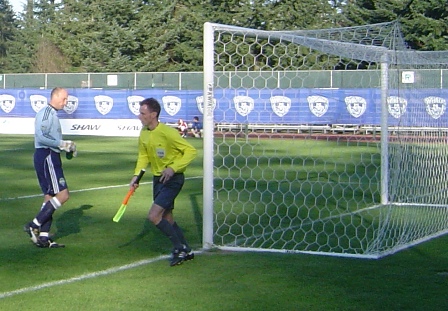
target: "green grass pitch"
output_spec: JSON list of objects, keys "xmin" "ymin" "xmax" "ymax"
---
[{"xmin": 0, "ymin": 134, "xmax": 447, "ymax": 310}]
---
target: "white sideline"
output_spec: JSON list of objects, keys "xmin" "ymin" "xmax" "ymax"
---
[
  {"xmin": 0, "ymin": 182, "xmax": 153, "ymax": 201},
  {"xmin": 0, "ymin": 251, "xmax": 203, "ymax": 299},
  {"xmin": 0, "ymin": 256, "xmax": 168, "ymax": 299},
  {"xmin": 0, "ymin": 176, "xmax": 202, "ymax": 202}
]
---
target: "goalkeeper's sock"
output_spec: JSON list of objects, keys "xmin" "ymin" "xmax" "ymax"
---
[
  {"xmin": 36, "ymin": 198, "xmax": 59, "ymax": 225},
  {"xmin": 173, "ymin": 222, "xmax": 190, "ymax": 250},
  {"xmin": 40, "ymin": 216, "xmax": 53, "ymax": 235},
  {"xmin": 30, "ymin": 219, "xmax": 40, "ymax": 229},
  {"xmin": 156, "ymin": 219, "xmax": 182, "ymax": 250},
  {"xmin": 39, "ymin": 231, "xmax": 49, "ymax": 242}
]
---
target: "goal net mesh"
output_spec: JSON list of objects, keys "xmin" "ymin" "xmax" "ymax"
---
[{"xmin": 203, "ymin": 21, "xmax": 448, "ymax": 258}]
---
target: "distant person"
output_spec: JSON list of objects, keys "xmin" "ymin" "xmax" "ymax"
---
[
  {"xmin": 177, "ymin": 118, "xmax": 188, "ymax": 137},
  {"xmin": 131, "ymin": 98, "xmax": 197, "ymax": 266},
  {"xmin": 190, "ymin": 116, "xmax": 203, "ymax": 138},
  {"xmin": 24, "ymin": 87, "xmax": 77, "ymax": 248}
]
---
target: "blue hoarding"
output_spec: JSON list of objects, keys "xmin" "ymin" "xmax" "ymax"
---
[{"xmin": 0, "ymin": 88, "xmax": 447, "ymax": 127}]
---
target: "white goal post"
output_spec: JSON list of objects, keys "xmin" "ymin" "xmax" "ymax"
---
[{"xmin": 202, "ymin": 21, "xmax": 448, "ymax": 258}]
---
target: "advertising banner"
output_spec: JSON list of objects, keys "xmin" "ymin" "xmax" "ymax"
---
[{"xmin": 1, "ymin": 88, "xmax": 447, "ymax": 136}]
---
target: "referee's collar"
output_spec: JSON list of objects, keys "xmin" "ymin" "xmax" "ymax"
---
[{"xmin": 146, "ymin": 122, "xmax": 160, "ymax": 131}]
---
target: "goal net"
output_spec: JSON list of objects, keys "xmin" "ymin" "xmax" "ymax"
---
[{"xmin": 202, "ymin": 21, "xmax": 448, "ymax": 258}]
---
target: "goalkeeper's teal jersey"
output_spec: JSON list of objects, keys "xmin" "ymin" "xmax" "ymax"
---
[
  {"xmin": 34, "ymin": 105, "xmax": 62, "ymax": 152},
  {"xmin": 135, "ymin": 122, "xmax": 197, "ymax": 176}
]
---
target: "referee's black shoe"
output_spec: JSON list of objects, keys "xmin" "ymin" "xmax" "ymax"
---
[
  {"xmin": 170, "ymin": 248, "xmax": 186, "ymax": 266},
  {"xmin": 184, "ymin": 248, "xmax": 195, "ymax": 261}
]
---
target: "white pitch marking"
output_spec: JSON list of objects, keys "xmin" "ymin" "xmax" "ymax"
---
[
  {"xmin": 0, "ymin": 183, "xmax": 148, "ymax": 201},
  {"xmin": 0, "ymin": 176, "xmax": 201, "ymax": 202},
  {"xmin": 0, "ymin": 250, "xmax": 203, "ymax": 299},
  {"xmin": 0, "ymin": 256, "xmax": 168, "ymax": 299}
]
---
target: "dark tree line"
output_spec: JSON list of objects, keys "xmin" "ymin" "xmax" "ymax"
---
[{"xmin": 0, "ymin": 0, "xmax": 447, "ymax": 73}]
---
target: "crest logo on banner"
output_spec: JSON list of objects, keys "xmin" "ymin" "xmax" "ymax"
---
[
  {"xmin": 307, "ymin": 95, "xmax": 329, "ymax": 117},
  {"xmin": 94, "ymin": 95, "xmax": 113, "ymax": 115},
  {"xmin": 0, "ymin": 94, "xmax": 15, "ymax": 113},
  {"xmin": 162, "ymin": 96, "xmax": 182, "ymax": 116},
  {"xmin": 196, "ymin": 96, "xmax": 216, "ymax": 114},
  {"xmin": 424, "ymin": 96, "xmax": 446, "ymax": 120},
  {"xmin": 270, "ymin": 96, "xmax": 291, "ymax": 117},
  {"xmin": 233, "ymin": 95, "xmax": 254, "ymax": 116},
  {"xmin": 127, "ymin": 95, "xmax": 144, "ymax": 116},
  {"xmin": 30, "ymin": 95, "xmax": 48, "ymax": 113},
  {"xmin": 64, "ymin": 95, "xmax": 79, "ymax": 115},
  {"xmin": 387, "ymin": 96, "xmax": 407, "ymax": 119},
  {"xmin": 345, "ymin": 96, "xmax": 367, "ymax": 118}
]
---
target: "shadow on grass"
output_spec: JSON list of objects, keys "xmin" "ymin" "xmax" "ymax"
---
[
  {"xmin": 53, "ymin": 204, "xmax": 93, "ymax": 239},
  {"xmin": 189, "ymin": 192, "xmax": 203, "ymax": 244},
  {"xmin": 118, "ymin": 219, "xmax": 153, "ymax": 248},
  {"xmin": 117, "ymin": 218, "xmax": 190, "ymax": 254}
]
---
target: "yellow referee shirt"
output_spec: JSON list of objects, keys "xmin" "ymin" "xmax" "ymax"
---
[{"xmin": 134, "ymin": 122, "xmax": 197, "ymax": 176}]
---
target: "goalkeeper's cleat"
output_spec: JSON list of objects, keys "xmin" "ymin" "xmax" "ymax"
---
[
  {"xmin": 48, "ymin": 240, "xmax": 65, "ymax": 248},
  {"xmin": 170, "ymin": 248, "xmax": 186, "ymax": 266},
  {"xmin": 24, "ymin": 223, "xmax": 39, "ymax": 244},
  {"xmin": 36, "ymin": 238, "xmax": 65, "ymax": 248}
]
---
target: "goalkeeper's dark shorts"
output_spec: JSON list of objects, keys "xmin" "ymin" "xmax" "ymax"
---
[
  {"xmin": 153, "ymin": 173, "xmax": 185, "ymax": 210},
  {"xmin": 34, "ymin": 148, "xmax": 68, "ymax": 196}
]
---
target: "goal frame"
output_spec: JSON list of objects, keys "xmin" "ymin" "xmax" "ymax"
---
[{"xmin": 201, "ymin": 21, "xmax": 448, "ymax": 258}]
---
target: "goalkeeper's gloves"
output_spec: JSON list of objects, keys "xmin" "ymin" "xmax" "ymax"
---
[
  {"xmin": 69, "ymin": 142, "xmax": 78, "ymax": 158},
  {"xmin": 59, "ymin": 140, "xmax": 76, "ymax": 153}
]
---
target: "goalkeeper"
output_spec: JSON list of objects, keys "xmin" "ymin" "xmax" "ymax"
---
[{"xmin": 24, "ymin": 87, "xmax": 76, "ymax": 248}]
